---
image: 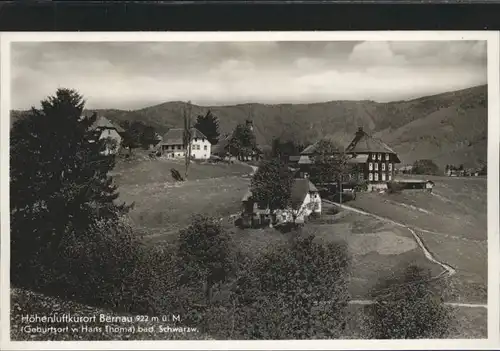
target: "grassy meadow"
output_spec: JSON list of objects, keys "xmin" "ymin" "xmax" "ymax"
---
[{"xmin": 113, "ymin": 157, "xmax": 252, "ymax": 241}]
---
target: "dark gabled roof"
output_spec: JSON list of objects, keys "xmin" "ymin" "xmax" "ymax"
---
[
  {"xmin": 211, "ymin": 135, "xmax": 231, "ymax": 154},
  {"xmin": 345, "ymin": 127, "xmax": 397, "ymax": 155},
  {"xmin": 241, "ymin": 178, "xmax": 318, "ymax": 209},
  {"xmin": 211, "ymin": 134, "xmax": 263, "ymax": 155},
  {"xmin": 90, "ymin": 116, "xmax": 124, "ymax": 132},
  {"xmin": 159, "ymin": 128, "xmax": 208, "ymax": 145},
  {"xmin": 291, "ymin": 178, "xmax": 319, "ymax": 208},
  {"xmin": 301, "ymin": 138, "xmax": 344, "ymax": 156}
]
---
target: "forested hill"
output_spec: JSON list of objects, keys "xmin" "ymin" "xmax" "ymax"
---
[{"xmin": 11, "ymin": 84, "xmax": 487, "ymax": 168}]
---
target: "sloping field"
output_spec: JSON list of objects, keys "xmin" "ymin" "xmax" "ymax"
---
[
  {"xmin": 112, "ymin": 157, "xmax": 251, "ymax": 185},
  {"xmin": 118, "ymin": 176, "xmax": 250, "ymax": 239},
  {"xmin": 348, "ymin": 177, "xmax": 487, "ymax": 304},
  {"xmin": 306, "ymin": 208, "xmax": 444, "ymax": 299},
  {"xmin": 113, "ymin": 158, "xmax": 252, "ymax": 240}
]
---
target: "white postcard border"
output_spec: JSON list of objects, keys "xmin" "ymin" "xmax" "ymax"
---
[{"xmin": 1, "ymin": 31, "xmax": 499, "ymax": 350}]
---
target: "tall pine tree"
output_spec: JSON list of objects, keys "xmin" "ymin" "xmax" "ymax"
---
[
  {"xmin": 10, "ymin": 88, "xmax": 131, "ymax": 285},
  {"xmin": 194, "ymin": 110, "xmax": 220, "ymax": 145}
]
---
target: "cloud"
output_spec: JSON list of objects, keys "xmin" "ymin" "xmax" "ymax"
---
[
  {"xmin": 349, "ymin": 41, "xmax": 407, "ymax": 66},
  {"xmin": 10, "ymin": 40, "xmax": 487, "ymax": 109}
]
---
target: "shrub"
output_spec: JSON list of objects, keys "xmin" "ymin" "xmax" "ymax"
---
[
  {"xmin": 177, "ymin": 215, "xmax": 237, "ymax": 304},
  {"xmin": 387, "ymin": 181, "xmax": 404, "ymax": 194},
  {"xmin": 230, "ymin": 233, "xmax": 350, "ymax": 339},
  {"xmin": 13, "ymin": 214, "xmax": 147, "ymax": 313},
  {"xmin": 412, "ymin": 159, "xmax": 440, "ymax": 175},
  {"xmin": 354, "ymin": 181, "xmax": 368, "ymax": 192},
  {"xmin": 365, "ymin": 265, "xmax": 452, "ymax": 339}
]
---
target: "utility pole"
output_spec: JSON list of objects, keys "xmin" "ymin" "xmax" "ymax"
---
[
  {"xmin": 183, "ymin": 101, "xmax": 193, "ymax": 180},
  {"xmin": 339, "ymin": 175, "xmax": 343, "ymax": 205}
]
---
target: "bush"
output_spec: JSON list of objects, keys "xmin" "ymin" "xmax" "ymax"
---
[
  {"xmin": 365, "ymin": 265, "xmax": 452, "ymax": 339},
  {"xmin": 412, "ymin": 159, "xmax": 440, "ymax": 175},
  {"xmin": 12, "ymin": 214, "xmax": 148, "ymax": 313},
  {"xmin": 230, "ymin": 233, "xmax": 350, "ymax": 339},
  {"xmin": 387, "ymin": 181, "xmax": 404, "ymax": 194},
  {"xmin": 354, "ymin": 181, "xmax": 368, "ymax": 192},
  {"xmin": 177, "ymin": 215, "xmax": 237, "ymax": 304}
]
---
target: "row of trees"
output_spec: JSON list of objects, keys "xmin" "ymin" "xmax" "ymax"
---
[
  {"xmin": 10, "ymin": 88, "xmax": 452, "ymax": 340},
  {"xmin": 226, "ymin": 122, "xmax": 258, "ymax": 160},
  {"xmin": 249, "ymin": 140, "xmax": 357, "ymax": 225},
  {"xmin": 119, "ymin": 120, "xmax": 158, "ymax": 150},
  {"xmin": 411, "ymin": 159, "xmax": 440, "ymax": 175},
  {"xmin": 445, "ymin": 164, "xmax": 465, "ymax": 172},
  {"xmin": 270, "ymin": 138, "xmax": 308, "ymax": 160}
]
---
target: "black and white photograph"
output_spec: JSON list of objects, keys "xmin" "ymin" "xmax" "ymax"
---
[{"xmin": 1, "ymin": 32, "xmax": 499, "ymax": 350}]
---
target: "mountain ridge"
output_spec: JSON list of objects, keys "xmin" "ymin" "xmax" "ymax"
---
[{"xmin": 11, "ymin": 84, "xmax": 487, "ymax": 168}]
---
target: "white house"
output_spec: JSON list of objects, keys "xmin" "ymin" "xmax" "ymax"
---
[
  {"xmin": 89, "ymin": 116, "xmax": 124, "ymax": 155},
  {"xmin": 158, "ymin": 128, "xmax": 211, "ymax": 160},
  {"xmin": 276, "ymin": 178, "xmax": 322, "ymax": 224},
  {"xmin": 239, "ymin": 178, "xmax": 322, "ymax": 228}
]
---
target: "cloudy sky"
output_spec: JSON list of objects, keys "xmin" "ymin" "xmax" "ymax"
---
[{"xmin": 11, "ymin": 40, "xmax": 487, "ymax": 110}]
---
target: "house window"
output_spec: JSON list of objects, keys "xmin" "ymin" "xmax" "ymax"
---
[
  {"xmin": 371, "ymin": 153, "xmax": 376, "ymax": 160},
  {"xmin": 388, "ymin": 163, "xmax": 393, "ymax": 171},
  {"xmin": 388, "ymin": 174, "xmax": 392, "ymax": 181},
  {"xmin": 177, "ymin": 145, "xmax": 182, "ymax": 150},
  {"xmin": 358, "ymin": 173, "xmax": 364, "ymax": 181},
  {"xmin": 194, "ymin": 138, "xmax": 198, "ymax": 142},
  {"xmin": 204, "ymin": 145, "xmax": 208, "ymax": 150},
  {"xmin": 369, "ymin": 173, "xmax": 373, "ymax": 181},
  {"xmin": 382, "ymin": 163, "xmax": 386, "ymax": 171},
  {"xmin": 375, "ymin": 163, "xmax": 379, "ymax": 171},
  {"xmin": 382, "ymin": 173, "xmax": 386, "ymax": 181},
  {"xmin": 385, "ymin": 154, "xmax": 390, "ymax": 161},
  {"xmin": 378, "ymin": 153, "xmax": 382, "ymax": 161},
  {"xmin": 375, "ymin": 173, "xmax": 379, "ymax": 181},
  {"xmin": 369, "ymin": 162, "xmax": 373, "ymax": 171}
]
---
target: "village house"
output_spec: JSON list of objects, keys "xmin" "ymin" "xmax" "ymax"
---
[
  {"xmin": 158, "ymin": 128, "xmax": 211, "ymax": 160},
  {"xmin": 297, "ymin": 127, "xmax": 401, "ymax": 190},
  {"xmin": 211, "ymin": 121, "xmax": 263, "ymax": 161},
  {"xmin": 88, "ymin": 115, "xmax": 125, "ymax": 155},
  {"xmin": 211, "ymin": 134, "xmax": 234, "ymax": 159},
  {"xmin": 239, "ymin": 178, "xmax": 322, "ymax": 228}
]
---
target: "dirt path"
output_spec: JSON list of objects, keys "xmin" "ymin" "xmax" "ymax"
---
[
  {"xmin": 324, "ymin": 200, "xmax": 456, "ymax": 277},
  {"xmin": 323, "ymin": 200, "xmax": 488, "ymax": 309},
  {"xmin": 348, "ymin": 299, "xmax": 487, "ymax": 309}
]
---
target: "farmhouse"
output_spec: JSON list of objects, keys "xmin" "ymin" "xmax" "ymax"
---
[
  {"xmin": 211, "ymin": 134, "xmax": 233, "ymax": 158},
  {"xmin": 89, "ymin": 115, "xmax": 124, "ymax": 155},
  {"xmin": 239, "ymin": 178, "xmax": 321, "ymax": 228},
  {"xmin": 298, "ymin": 127, "xmax": 401, "ymax": 188},
  {"xmin": 158, "ymin": 128, "xmax": 211, "ymax": 160},
  {"xmin": 211, "ymin": 121, "xmax": 263, "ymax": 161}
]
